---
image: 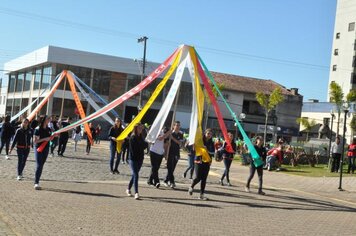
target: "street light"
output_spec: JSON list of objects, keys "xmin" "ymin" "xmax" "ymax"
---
[
  {"xmin": 235, "ymin": 113, "xmax": 246, "ymax": 139},
  {"xmin": 338, "ymin": 102, "xmax": 349, "ymax": 191},
  {"xmin": 137, "ymin": 36, "xmax": 148, "ymax": 112},
  {"xmin": 328, "ymin": 109, "xmax": 335, "ymax": 172}
]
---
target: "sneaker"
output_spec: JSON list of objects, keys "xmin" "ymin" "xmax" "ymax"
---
[
  {"xmin": 110, "ymin": 170, "xmax": 114, "ymax": 174},
  {"xmin": 188, "ymin": 187, "xmax": 193, "ymax": 196},
  {"xmin": 267, "ymin": 164, "xmax": 271, "ymax": 171},
  {"xmin": 50, "ymin": 153, "xmax": 54, "ymax": 158},
  {"xmin": 5, "ymin": 155, "xmax": 10, "ymax": 160},
  {"xmin": 227, "ymin": 182, "xmax": 232, "ymax": 187},
  {"xmin": 147, "ymin": 181, "xmax": 153, "ymax": 186},
  {"xmin": 219, "ymin": 180, "xmax": 224, "ymax": 186},
  {"xmin": 258, "ymin": 190, "xmax": 266, "ymax": 195},
  {"xmin": 134, "ymin": 193, "xmax": 140, "ymax": 200},
  {"xmin": 170, "ymin": 183, "xmax": 176, "ymax": 189},
  {"xmin": 163, "ymin": 181, "xmax": 169, "ymax": 187},
  {"xmin": 126, "ymin": 189, "xmax": 132, "ymax": 197},
  {"xmin": 155, "ymin": 183, "xmax": 160, "ymax": 189},
  {"xmin": 34, "ymin": 184, "xmax": 41, "ymax": 190},
  {"xmin": 183, "ymin": 172, "xmax": 187, "ymax": 178},
  {"xmin": 122, "ymin": 161, "xmax": 125, "ymax": 164},
  {"xmin": 199, "ymin": 194, "xmax": 208, "ymax": 200},
  {"xmin": 17, "ymin": 176, "xmax": 22, "ymax": 181},
  {"xmin": 113, "ymin": 170, "xmax": 120, "ymax": 175},
  {"xmin": 245, "ymin": 186, "xmax": 250, "ymax": 193}
]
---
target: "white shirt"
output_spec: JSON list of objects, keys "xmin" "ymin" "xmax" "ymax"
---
[{"xmin": 149, "ymin": 131, "xmax": 165, "ymax": 155}]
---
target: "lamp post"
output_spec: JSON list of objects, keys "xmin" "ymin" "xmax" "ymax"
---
[
  {"xmin": 137, "ymin": 36, "xmax": 148, "ymax": 111},
  {"xmin": 236, "ymin": 113, "xmax": 246, "ymax": 139},
  {"xmin": 338, "ymin": 102, "xmax": 349, "ymax": 191},
  {"xmin": 328, "ymin": 110, "xmax": 335, "ymax": 172}
]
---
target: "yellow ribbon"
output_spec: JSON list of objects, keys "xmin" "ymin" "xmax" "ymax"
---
[
  {"xmin": 189, "ymin": 47, "xmax": 211, "ymax": 163},
  {"xmin": 116, "ymin": 48, "xmax": 183, "ymax": 152}
]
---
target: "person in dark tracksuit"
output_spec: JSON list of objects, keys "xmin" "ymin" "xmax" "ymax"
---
[
  {"xmin": 245, "ymin": 136, "xmax": 266, "ymax": 195},
  {"xmin": 0, "ymin": 115, "xmax": 15, "ymax": 160},
  {"xmin": 57, "ymin": 117, "xmax": 71, "ymax": 156},
  {"xmin": 220, "ymin": 132, "xmax": 237, "ymax": 186},
  {"xmin": 188, "ymin": 129, "xmax": 215, "ymax": 200},
  {"xmin": 9, "ymin": 118, "xmax": 33, "ymax": 181}
]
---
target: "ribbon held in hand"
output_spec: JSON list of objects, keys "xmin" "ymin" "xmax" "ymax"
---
[{"xmin": 36, "ymin": 136, "xmax": 54, "ymax": 153}]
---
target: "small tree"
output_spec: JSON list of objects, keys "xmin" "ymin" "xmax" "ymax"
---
[
  {"xmin": 329, "ymin": 81, "xmax": 344, "ymax": 136},
  {"xmin": 296, "ymin": 117, "xmax": 317, "ymax": 141},
  {"xmin": 203, "ymin": 81, "xmax": 225, "ymax": 130},
  {"xmin": 256, "ymin": 87, "xmax": 284, "ymax": 145}
]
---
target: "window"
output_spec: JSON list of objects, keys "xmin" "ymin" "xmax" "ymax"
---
[
  {"xmin": 336, "ymin": 32, "xmax": 340, "ymax": 39},
  {"xmin": 223, "ymin": 93, "xmax": 229, "ymax": 100},
  {"xmin": 353, "ymin": 56, "xmax": 356, "ymax": 67},
  {"xmin": 334, "ymin": 49, "xmax": 339, "ymax": 55},
  {"xmin": 23, "ymin": 71, "xmax": 32, "ymax": 91},
  {"xmin": 8, "ymin": 74, "xmax": 16, "ymax": 93},
  {"xmin": 349, "ymin": 22, "xmax": 355, "ymax": 32},
  {"xmin": 332, "ymin": 65, "xmax": 337, "ymax": 71},
  {"xmin": 351, "ymin": 73, "xmax": 356, "ymax": 84},
  {"xmin": 242, "ymin": 100, "xmax": 264, "ymax": 116},
  {"xmin": 34, "ymin": 68, "xmax": 42, "ymax": 90},
  {"xmin": 93, "ymin": 69, "xmax": 111, "ymax": 96},
  {"xmin": 42, "ymin": 65, "xmax": 52, "ymax": 89},
  {"xmin": 16, "ymin": 73, "xmax": 24, "ymax": 92}
]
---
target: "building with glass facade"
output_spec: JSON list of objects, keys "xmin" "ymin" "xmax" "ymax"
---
[{"xmin": 2, "ymin": 45, "xmax": 303, "ymax": 140}]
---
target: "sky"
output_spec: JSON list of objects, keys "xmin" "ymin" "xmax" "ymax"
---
[{"xmin": 0, "ymin": 0, "xmax": 337, "ymax": 101}]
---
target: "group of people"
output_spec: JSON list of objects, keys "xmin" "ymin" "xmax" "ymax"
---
[
  {"xmin": 2, "ymin": 113, "xmax": 275, "ymax": 200},
  {"xmin": 331, "ymin": 136, "xmax": 356, "ymax": 174}
]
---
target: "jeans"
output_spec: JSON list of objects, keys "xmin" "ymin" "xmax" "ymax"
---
[
  {"xmin": 0, "ymin": 138, "xmax": 11, "ymax": 155},
  {"xmin": 34, "ymin": 146, "xmax": 49, "ymax": 184},
  {"xmin": 191, "ymin": 162, "xmax": 210, "ymax": 194},
  {"xmin": 110, "ymin": 142, "xmax": 121, "ymax": 171},
  {"xmin": 347, "ymin": 156, "xmax": 356, "ymax": 173},
  {"xmin": 331, "ymin": 153, "xmax": 341, "ymax": 172},
  {"xmin": 246, "ymin": 162, "xmax": 263, "ymax": 191},
  {"xmin": 148, "ymin": 151, "xmax": 164, "ymax": 185},
  {"xmin": 165, "ymin": 154, "xmax": 179, "ymax": 184},
  {"xmin": 128, "ymin": 159, "xmax": 143, "ymax": 193},
  {"xmin": 221, "ymin": 158, "xmax": 233, "ymax": 183},
  {"xmin": 17, "ymin": 148, "xmax": 30, "ymax": 176},
  {"xmin": 122, "ymin": 144, "xmax": 129, "ymax": 163},
  {"xmin": 58, "ymin": 136, "xmax": 68, "ymax": 155},
  {"xmin": 184, "ymin": 154, "xmax": 195, "ymax": 179}
]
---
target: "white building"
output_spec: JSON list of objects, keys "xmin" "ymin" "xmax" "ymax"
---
[{"xmin": 328, "ymin": 0, "xmax": 356, "ymax": 100}]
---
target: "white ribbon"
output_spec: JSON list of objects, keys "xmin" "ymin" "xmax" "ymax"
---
[
  {"xmin": 146, "ymin": 48, "xmax": 189, "ymax": 143},
  {"xmin": 70, "ymin": 71, "xmax": 115, "ymax": 125}
]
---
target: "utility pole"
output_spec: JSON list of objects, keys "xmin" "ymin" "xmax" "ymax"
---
[{"xmin": 137, "ymin": 36, "xmax": 148, "ymax": 112}]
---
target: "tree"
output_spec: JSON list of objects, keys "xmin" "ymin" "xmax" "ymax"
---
[
  {"xmin": 256, "ymin": 87, "xmax": 284, "ymax": 145},
  {"xmin": 203, "ymin": 81, "xmax": 225, "ymax": 130},
  {"xmin": 296, "ymin": 117, "xmax": 317, "ymax": 141},
  {"xmin": 329, "ymin": 81, "xmax": 344, "ymax": 136}
]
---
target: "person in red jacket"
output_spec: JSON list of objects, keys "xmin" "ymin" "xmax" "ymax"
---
[{"xmin": 347, "ymin": 137, "xmax": 356, "ymax": 174}]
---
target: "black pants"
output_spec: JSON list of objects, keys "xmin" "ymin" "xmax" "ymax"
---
[
  {"xmin": 121, "ymin": 143, "xmax": 129, "ymax": 163},
  {"xmin": 331, "ymin": 153, "xmax": 341, "ymax": 172},
  {"xmin": 0, "ymin": 138, "xmax": 11, "ymax": 155},
  {"xmin": 50, "ymin": 137, "xmax": 58, "ymax": 154},
  {"xmin": 246, "ymin": 162, "xmax": 263, "ymax": 191},
  {"xmin": 191, "ymin": 162, "xmax": 210, "ymax": 194},
  {"xmin": 58, "ymin": 136, "xmax": 68, "ymax": 155},
  {"xmin": 148, "ymin": 151, "xmax": 164, "ymax": 185},
  {"xmin": 165, "ymin": 154, "xmax": 179, "ymax": 184},
  {"xmin": 347, "ymin": 156, "xmax": 356, "ymax": 174},
  {"xmin": 86, "ymin": 140, "xmax": 91, "ymax": 154},
  {"xmin": 221, "ymin": 158, "xmax": 233, "ymax": 183}
]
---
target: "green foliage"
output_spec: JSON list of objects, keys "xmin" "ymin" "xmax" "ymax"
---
[
  {"xmin": 204, "ymin": 81, "xmax": 224, "ymax": 105},
  {"xmin": 256, "ymin": 87, "xmax": 284, "ymax": 112},
  {"xmin": 329, "ymin": 81, "xmax": 343, "ymax": 107},
  {"xmin": 296, "ymin": 117, "xmax": 317, "ymax": 131},
  {"xmin": 346, "ymin": 89, "xmax": 356, "ymax": 102}
]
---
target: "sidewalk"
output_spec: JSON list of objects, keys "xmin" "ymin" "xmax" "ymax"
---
[{"xmin": 208, "ymin": 159, "xmax": 356, "ymax": 206}]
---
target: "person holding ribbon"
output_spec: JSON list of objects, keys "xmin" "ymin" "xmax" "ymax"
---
[
  {"xmin": 108, "ymin": 118, "xmax": 123, "ymax": 174},
  {"xmin": 126, "ymin": 123, "xmax": 148, "ymax": 200},
  {"xmin": 245, "ymin": 136, "xmax": 266, "ymax": 195},
  {"xmin": 188, "ymin": 128, "xmax": 215, "ymax": 200},
  {"xmin": 220, "ymin": 132, "xmax": 237, "ymax": 186},
  {"xmin": 33, "ymin": 115, "xmax": 54, "ymax": 190},
  {"xmin": 9, "ymin": 118, "xmax": 33, "ymax": 181}
]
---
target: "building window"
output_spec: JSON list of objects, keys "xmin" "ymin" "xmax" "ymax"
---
[
  {"xmin": 93, "ymin": 69, "xmax": 111, "ymax": 96},
  {"xmin": 8, "ymin": 74, "xmax": 16, "ymax": 93},
  {"xmin": 23, "ymin": 71, "xmax": 32, "ymax": 91},
  {"xmin": 336, "ymin": 32, "xmax": 340, "ymax": 39},
  {"xmin": 242, "ymin": 100, "xmax": 264, "ymax": 116},
  {"xmin": 353, "ymin": 56, "xmax": 356, "ymax": 68},
  {"xmin": 349, "ymin": 22, "xmax": 355, "ymax": 32},
  {"xmin": 16, "ymin": 73, "xmax": 24, "ymax": 92},
  {"xmin": 34, "ymin": 68, "xmax": 42, "ymax": 90},
  {"xmin": 352, "ymin": 73, "xmax": 356, "ymax": 84},
  {"xmin": 42, "ymin": 65, "xmax": 52, "ymax": 89},
  {"xmin": 332, "ymin": 65, "xmax": 337, "ymax": 71},
  {"xmin": 334, "ymin": 49, "xmax": 339, "ymax": 56},
  {"xmin": 223, "ymin": 93, "xmax": 229, "ymax": 100}
]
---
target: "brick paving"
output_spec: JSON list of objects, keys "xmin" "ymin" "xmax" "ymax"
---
[{"xmin": 0, "ymin": 141, "xmax": 355, "ymax": 235}]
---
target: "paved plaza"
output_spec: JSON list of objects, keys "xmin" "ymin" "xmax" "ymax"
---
[{"xmin": 0, "ymin": 141, "xmax": 355, "ymax": 236}]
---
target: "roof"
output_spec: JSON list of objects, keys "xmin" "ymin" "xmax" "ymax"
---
[{"xmin": 210, "ymin": 71, "xmax": 297, "ymax": 96}]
